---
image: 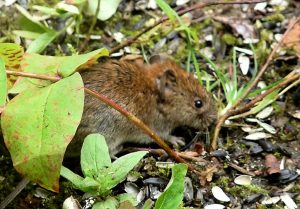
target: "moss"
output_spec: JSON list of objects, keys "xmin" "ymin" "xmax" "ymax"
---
[
  {"xmin": 222, "ymin": 33, "xmax": 238, "ymax": 46},
  {"xmin": 260, "ymin": 29, "xmax": 273, "ymax": 42},
  {"xmin": 263, "ymin": 13, "xmax": 285, "ymax": 22},
  {"xmin": 215, "ymin": 176, "xmax": 230, "ymax": 188},
  {"xmin": 226, "ymin": 184, "xmax": 269, "ymax": 198}
]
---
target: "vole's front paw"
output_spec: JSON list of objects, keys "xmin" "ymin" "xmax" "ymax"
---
[{"xmin": 168, "ymin": 136, "xmax": 186, "ymax": 149}]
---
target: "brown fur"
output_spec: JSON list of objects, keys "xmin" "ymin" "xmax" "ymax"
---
[{"xmin": 67, "ymin": 57, "xmax": 217, "ymax": 156}]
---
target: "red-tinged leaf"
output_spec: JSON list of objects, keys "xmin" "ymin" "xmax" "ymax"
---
[{"xmin": 1, "ymin": 73, "xmax": 84, "ymax": 192}]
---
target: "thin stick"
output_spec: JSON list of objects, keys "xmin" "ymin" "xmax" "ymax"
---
[
  {"xmin": 0, "ymin": 178, "xmax": 30, "ymax": 209},
  {"xmin": 6, "ymin": 70, "xmax": 60, "ymax": 81}
]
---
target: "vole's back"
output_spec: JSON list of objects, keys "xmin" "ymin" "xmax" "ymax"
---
[{"xmin": 72, "ymin": 59, "xmax": 159, "ymax": 155}]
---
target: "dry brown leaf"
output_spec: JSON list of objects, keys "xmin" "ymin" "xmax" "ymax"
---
[
  {"xmin": 283, "ymin": 22, "xmax": 300, "ymax": 55},
  {"xmin": 265, "ymin": 154, "xmax": 280, "ymax": 175}
]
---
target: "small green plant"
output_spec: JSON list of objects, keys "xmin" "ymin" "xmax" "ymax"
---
[
  {"xmin": 156, "ymin": 0, "xmax": 202, "ymax": 84},
  {"xmin": 61, "ymin": 133, "xmax": 188, "ymax": 209},
  {"xmin": 60, "ymin": 133, "xmax": 147, "ymax": 208}
]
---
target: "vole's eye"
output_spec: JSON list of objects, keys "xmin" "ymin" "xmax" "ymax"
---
[{"xmin": 194, "ymin": 100, "xmax": 203, "ymax": 108}]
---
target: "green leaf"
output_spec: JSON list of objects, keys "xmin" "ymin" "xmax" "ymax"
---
[
  {"xmin": 154, "ymin": 164, "xmax": 187, "ymax": 209},
  {"xmin": 1, "ymin": 73, "xmax": 84, "ymax": 191},
  {"xmin": 0, "ymin": 58, "xmax": 7, "ymax": 112},
  {"xmin": 9, "ymin": 48, "xmax": 109, "ymax": 94},
  {"xmin": 13, "ymin": 30, "xmax": 41, "ymax": 39},
  {"xmin": 0, "ymin": 43, "xmax": 24, "ymax": 68},
  {"xmin": 142, "ymin": 199, "xmax": 154, "ymax": 209},
  {"xmin": 155, "ymin": 0, "xmax": 177, "ymax": 23},
  {"xmin": 26, "ymin": 31, "xmax": 58, "ymax": 53},
  {"xmin": 32, "ymin": 5, "xmax": 61, "ymax": 16},
  {"xmin": 81, "ymin": 134, "xmax": 111, "ymax": 178},
  {"xmin": 117, "ymin": 193, "xmax": 137, "ymax": 206},
  {"xmin": 60, "ymin": 166, "xmax": 85, "ymax": 186},
  {"xmin": 16, "ymin": 4, "xmax": 49, "ymax": 33},
  {"xmin": 92, "ymin": 196, "xmax": 119, "ymax": 209},
  {"xmin": 96, "ymin": 151, "xmax": 147, "ymax": 192},
  {"xmin": 88, "ymin": 0, "xmax": 122, "ymax": 21}
]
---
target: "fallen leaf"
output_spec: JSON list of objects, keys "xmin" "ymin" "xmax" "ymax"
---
[{"xmin": 265, "ymin": 154, "xmax": 280, "ymax": 175}]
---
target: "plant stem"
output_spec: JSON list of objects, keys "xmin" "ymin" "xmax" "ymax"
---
[{"xmin": 6, "ymin": 70, "xmax": 60, "ymax": 81}]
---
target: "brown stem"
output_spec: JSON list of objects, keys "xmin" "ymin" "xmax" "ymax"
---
[
  {"xmin": 6, "ymin": 70, "xmax": 60, "ymax": 81},
  {"xmin": 229, "ymin": 73, "xmax": 300, "ymax": 116},
  {"xmin": 211, "ymin": 16, "xmax": 300, "ymax": 151},
  {"xmin": 110, "ymin": 0, "xmax": 267, "ymax": 54}
]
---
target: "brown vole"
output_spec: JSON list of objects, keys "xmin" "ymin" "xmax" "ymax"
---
[{"xmin": 70, "ymin": 55, "xmax": 217, "ymax": 156}]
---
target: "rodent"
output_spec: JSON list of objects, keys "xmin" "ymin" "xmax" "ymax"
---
[{"xmin": 68, "ymin": 55, "xmax": 217, "ymax": 156}]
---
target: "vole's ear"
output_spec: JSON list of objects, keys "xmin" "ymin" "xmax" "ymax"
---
[
  {"xmin": 156, "ymin": 69, "xmax": 177, "ymax": 100},
  {"xmin": 149, "ymin": 54, "xmax": 169, "ymax": 64}
]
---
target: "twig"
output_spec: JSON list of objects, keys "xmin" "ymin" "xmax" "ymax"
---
[
  {"xmin": 228, "ymin": 162, "xmax": 256, "ymax": 176},
  {"xmin": 6, "ymin": 70, "xmax": 60, "ymax": 82},
  {"xmin": 0, "ymin": 178, "xmax": 30, "ymax": 209},
  {"xmin": 211, "ymin": 16, "xmax": 300, "ymax": 151},
  {"xmin": 109, "ymin": 0, "xmax": 267, "ymax": 54}
]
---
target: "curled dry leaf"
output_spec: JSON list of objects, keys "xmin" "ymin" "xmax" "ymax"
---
[
  {"xmin": 234, "ymin": 175, "xmax": 252, "ymax": 186},
  {"xmin": 265, "ymin": 154, "xmax": 280, "ymax": 175},
  {"xmin": 256, "ymin": 106, "xmax": 274, "ymax": 119},
  {"xmin": 244, "ymin": 132, "xmax": 272, "ymax": 140},
  {"xmin": 211, "ymin": 186, "xmax": 230, "ymax": 202},
  {"xmin": 246, "ymin": 118, "xmax": 276, "ymax": 134},
  {"xmin": 62, "ymin": 196, "xmax": 82, "ymax": 209},
  {"xmin": 241, "ymin": 126, "xmax": 264, "ymax": 133},
  {"xmin": 204, "ymin": 204, "xmax": 225, "ymax": 209},
  {"xmin": 238, "ymin": 54, "xmax": 250, "ymax": 75},
  {"xmin": 261, "ymin": 196, "xmax": 280, "ymax": 205},
  {"xmin": 289, "ymin": 110, "xmax": 300, "ymax": 119},
  {"xmin": 280, "ymin": 193, "xmax": 297, "ymax": 209}
]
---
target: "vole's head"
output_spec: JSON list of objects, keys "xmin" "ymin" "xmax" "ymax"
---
[{"xmin": 149, "ymin": 55, "xmax": 217, "ymax": 130}]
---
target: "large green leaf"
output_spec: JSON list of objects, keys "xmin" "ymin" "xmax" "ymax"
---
[
  {"xmin": 9, "ymin": 48, "xmax": 109, "ymax": 94},
  {"xmin": 154, "ymin": 164, "xmax": 187, "ymax": 209},
  {"xmin": 81, "ymin": 134, "xmax": 111, "ymax": 178},
  {"xmin": 0, "ymin": 58, "xmax": 7, "ymax": 112},
  {"xmin": 1, "ymin": 73, "xmax": 84, "ymax": 191}
]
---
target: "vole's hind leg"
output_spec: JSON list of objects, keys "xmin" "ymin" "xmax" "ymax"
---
[{"xmin": 166, "ymin": 135, "xmax": 186, "ymax": 149}]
